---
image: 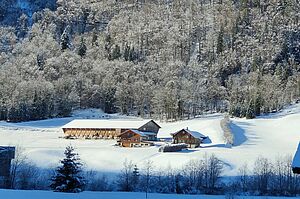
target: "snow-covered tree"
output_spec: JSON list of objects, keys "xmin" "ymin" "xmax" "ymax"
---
[{"xmin": 50, "ymin": 146, "xmax": 85, "ymax": 193}]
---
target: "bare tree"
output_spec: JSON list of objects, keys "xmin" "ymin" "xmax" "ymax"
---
[
  {"xmin": 117, "ymin": 159, "xmax": 135, "ymax": 192},
  {"xmin": 141, "ymin": 160, "xmax": 154, "ymax": 199},
  {"xmin": 9, "ymin": 146, "xmax": 27, "ymax": 189}
]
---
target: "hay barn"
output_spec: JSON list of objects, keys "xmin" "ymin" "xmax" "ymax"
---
[{"xmin": 62, "ymin": 119, "xmax": 160, "ymax": 140}]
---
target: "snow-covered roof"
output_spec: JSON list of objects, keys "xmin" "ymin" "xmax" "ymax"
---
[
  {"xmin": 117, "ymin": 129, "xmax": 156, "ymax": 137},
  {"xmin": 292, "ymin": 142, "xmax": 300, "ymax": 168},
  {"xmin": 172, "ymin": 128, "xmax": 207, "ymax": 139},
  {"xmin": 62, "ymin": 119, "xmax": 154, "ymax": 129},
  {"xmin": 128, "ymin": 130, "xmax": 156, "ymax": 137}
]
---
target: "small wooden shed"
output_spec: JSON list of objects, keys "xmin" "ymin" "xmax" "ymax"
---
[
  {"xmin": 292, "ymin": 142, "xmax": 300, "ymax": 174},
  {"xmin": 117, "ymin": 129, "xmax": 154, "ymax": 147},
  {"xmin": 172, "ymin": 128, "xmax": 207, "ymax": 148},
  {"xmin": 0, "ymin": 146, "xmax": 15, "ymax": 188}
]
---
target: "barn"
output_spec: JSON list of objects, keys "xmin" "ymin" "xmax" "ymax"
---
[
  {"xmin": 0, "ymin": 146, "xmax": 15, "ymax": 188},
  {"xmin": 117, "ymin": 129, "xmax": 155, "ymax": 147},
  {"xmin": 292, "ymin": 142, "xmax": 300, "ymax": 174},
  {"xmin": 172, "ymin": 128, "xmax": 207, "ymax": 148},
  {"xmin": 62, "ymin": 119, "xmax": 160, "ymax": 140}
]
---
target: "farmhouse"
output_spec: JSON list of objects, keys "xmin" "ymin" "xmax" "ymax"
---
[
  {"xmin": 62, "ymin": 119, "xmax": 160, "ymax": 140},
  {"xmin": 0, "ymin": 146, "xmax": 15, "ymax": 188},
  {"xmin": 292, "ymin": 142, "xmax": 300, "ymax": 174},
  {"xmin": 117, "ymin": 129, "xmax": 155, "ymax": 147},
  {"xmin": 172, "ymin": 128, "xmax": 207, "ymax": 148}
]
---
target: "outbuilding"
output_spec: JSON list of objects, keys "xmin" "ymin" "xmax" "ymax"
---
[
  {"xmin": 0, "ymin": 146, "xmax": 15, "ymax": 188},
  {"xmin": 172, "ymin": 128, "xmax": 207, "ymax": 148}
]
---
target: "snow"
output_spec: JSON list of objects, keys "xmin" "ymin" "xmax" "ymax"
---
[
  {"xmin": 0, "ymin": 189, "xmax": 297, "ymax": 199},
  {"xmin": 172, "ymin": 128, "xmax": 207, "ymax": 139},
  {"xmin": 292, "ymin": 142, "xmax": 300, "ymax": 168},
  {"xmin": 129, "ymin": 129, "xmax": 156, "ymax": 137},
  {"xmin": 0, "ymin": 104, "xmax": 299, "ymax": 176},
  {"xmin": 62, "ymin": 119, "xmax": 152, "ymax": 129}
]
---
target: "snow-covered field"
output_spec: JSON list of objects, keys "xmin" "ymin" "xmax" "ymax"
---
[
  {"xmin": 0, "ymin": 189, "xmax": 297, "ymax": 199},
  {"xmin": 0, "ymin": 105, "xmax": 299, "ymax": 176}
]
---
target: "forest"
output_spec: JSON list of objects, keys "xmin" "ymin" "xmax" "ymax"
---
[{"xmin": 0, "ymin": 0, "xmax": 300, "ymax": 122}]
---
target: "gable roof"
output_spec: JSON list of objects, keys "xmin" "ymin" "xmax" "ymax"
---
[
  {"xmin": 118, "ymin": 129, "xmax": 156, "ymax": 137},
  {"xmin": 292, "ymin": 142, "xmax": 300, "ymax": 169},
  {"xmin": 146, "ymin": 120, "xmax": 161, "ymax": 128},
  {"xmin": 62, "ymin": 119, "xmax": 159, "ymax": 130},
  {"xmin": 172, "ymin": 129, "xmax": 207, "ymax": 140}
]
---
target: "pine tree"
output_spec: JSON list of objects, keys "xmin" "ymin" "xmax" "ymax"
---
[
  {"xmin": 109, "ymin": 44, "xmax": 121, "ymax": 60},
  {"xmin": 246, "ymin": 99, "xmax": 255, "ymax": 119},
  {"xmin": 78, "ymin": 37, "xmax": 87, "ymax": 57},
  {"xmin": 50, "ymin": 146, "xmax": 85, "ymax": 193},
  {"xmin": 132, "ymin": 164, "xmax": 140, "ymax": 190},
  {"xmin": 129, "ymin": 46, "xmax": 137, "ymax": 61},
  {"xmin": 60, "ymin": 27, "xmax": 70, "ymax": 51},
  {"xmin": 175, "ymin": 174, "xmax": 183, "ymax": 194},
  {"xmin": 216, "ymin": 26, "xmax": 224, "ymax": 54},
  {"xmin": 124, "ymin": 44, "xmax": 130, "ymax": 61}
]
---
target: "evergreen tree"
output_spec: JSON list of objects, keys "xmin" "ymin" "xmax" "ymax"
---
[
  {"xmin": 216, "ymin": 26, "xmax": 224, "ymax": 54},
  {"xmin": 246, "ymin": 99, "xmax": 255, "ymax": 119},
  {"xmin": 124, "ymin": 44, "xmax": 130, "ymax": 61},
  {"xmin": 132, "ymin": 164, "xmax": 140, "ymax": 190},
  {"xmin": 78, "ymin": 37, "xmax": 87, "ymax": 57},
  {"xmin": 37, "ymin": 53, "xmax": 45, "ymax": 70},
  {"xmin": 0, "ymin": 101, "xmax": 7, "ymax": 121},
  {"xmin": 60, "ymin": 27, "xmax": 70, "ymax": 50},
  {"xmin": 175, "ymin": 174, "xmax": 183, "ymax": 194},
  {"xmin": 129, "ymin": 46, "xmax": 137, "ymax": 61},
  {"xmin": 254, "ymin": 95, "xmax": 262, "ymax": 116},
  {"xmin": 109, "ymin": 44, "xmax": 121, "ymax": 60},
  {"xmin": 50, "ymin": 146, "xmax": 85, "ymax": 193},
  {"xmin": 7, "ymin": 106, "xmax": 20, "ymax": 122}
]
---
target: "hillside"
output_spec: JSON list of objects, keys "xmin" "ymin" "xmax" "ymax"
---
[
  {"xmin": 0, "ymin": 0, "xmax": 299, "ymax": 123},
  {"xmin": 0, "ymin": 104, "xmax": 299, "ymax": 177}
]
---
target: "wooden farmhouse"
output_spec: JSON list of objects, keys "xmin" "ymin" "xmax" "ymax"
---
[
  {"xmin": 172, "ymin": 128, "xmax": 207, "ymax": 148},
  {"xmin": 62, "ymin": 119, "xmax": 160, "ymax": 140},
  {"xmin": 0, "ymin": 146, "xmax": 15, "ymax": 188},
  {"xmin": 117, "ymin": 129, "xmax": 155, "ymax": 147},
  {"xmin": 292, "ymin": 142, "xmax": 300, "ymax": 174}
]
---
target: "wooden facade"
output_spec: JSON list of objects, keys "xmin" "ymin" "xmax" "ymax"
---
[
  {"xmin": 63, "ymin": 128, "xmax": 124, "ymax": 139},
  {"xmin": 172, "ymin": 129, "xmax": 206, "ymax": 148},
  {"xmin": 138, "ymin": 121, "xmax": 160, "ymax": 137},
  {"xmin": 117, "ymin": 130, "xmax": 154, "ymax": 147},
  {"xmin": 62, "ymin": 120, "xmax": 160, "ymax": 140}
]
